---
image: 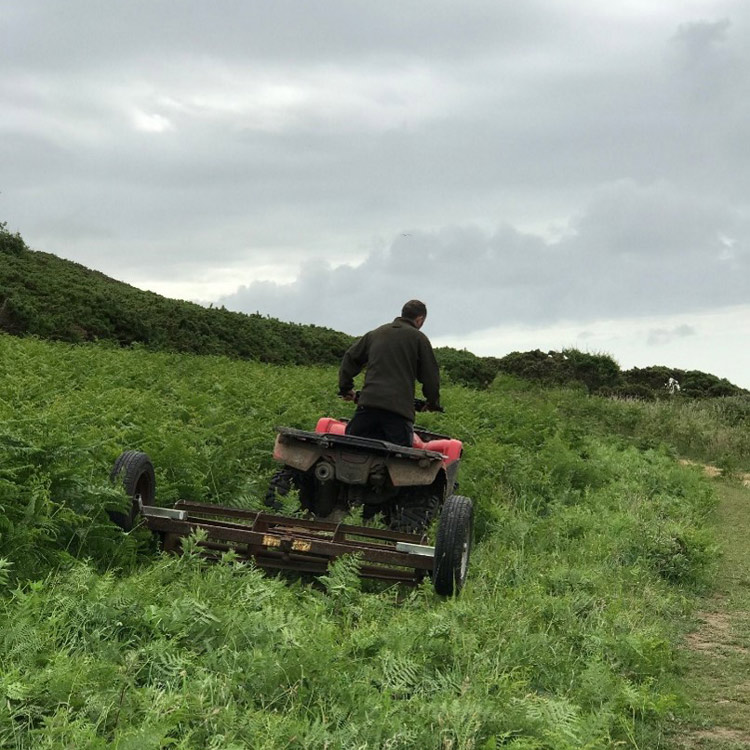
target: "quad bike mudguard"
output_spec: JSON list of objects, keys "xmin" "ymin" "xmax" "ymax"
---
[{"xmin": 273, "ymin": 427, "xmax": 446, "ymax": 487}]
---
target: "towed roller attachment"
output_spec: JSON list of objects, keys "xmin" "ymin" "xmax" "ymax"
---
[
  {"xmin": 112, "ymin": 450, "xmax": 473, "ymax": 596},
  {"xmin": 140, "ymin": 501, "xmax": 439, "ymax": 587},
  {"xmin": 139, "ymin": 500, "xmax": 472, "ymax": 595}
]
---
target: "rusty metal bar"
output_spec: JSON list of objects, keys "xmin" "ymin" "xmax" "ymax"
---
[
  {"xmin": 141, "ymin": 501, "xmax": 436, "ymax": 582},
  {"xmin": 143, "ymin": 517, "xmax": 432, "ymax": 568},
  {"xmin": 172, "ymin": 501, "xmax": 426, "ymax": 543},
  {"xmin": 193, "ymin": 541, "xmax": 424, "ymax": 583}
]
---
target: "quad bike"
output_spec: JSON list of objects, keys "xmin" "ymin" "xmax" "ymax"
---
[
  {"xmin": 265, "ymin": 399, "xmax": 464, "ymax": 535},
  {"xmin": 108, "ymin": 402, "xmax": 474, "ymax": 596}
]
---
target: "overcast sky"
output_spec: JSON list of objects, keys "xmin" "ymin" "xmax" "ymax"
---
[{"xmin": 2, "ymin": 1, "xmax": 749, "ymax": 387}]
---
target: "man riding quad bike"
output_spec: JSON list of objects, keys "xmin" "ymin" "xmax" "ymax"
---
[
  {"xmin": 108, "ymin": 300, "xmax": 474, "ymax": 594},
  {"xmin": 266, "ymin": 299, "xmax": 469, "ymax": 533},
  {"xmin": 263, "ymin": 389, "xmax": 475, "ymax": 594}
]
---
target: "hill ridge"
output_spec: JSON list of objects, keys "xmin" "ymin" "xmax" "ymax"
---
[{"xmin": 2, "ymin": 221, "xmax": 746, "ymax": 397}]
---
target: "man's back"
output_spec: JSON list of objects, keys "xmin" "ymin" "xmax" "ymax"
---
[{"xmin": 339, "ymin": 308, "xmax": 440, "ymax": 423}]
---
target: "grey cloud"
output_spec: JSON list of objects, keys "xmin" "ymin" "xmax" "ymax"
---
[
  {"xmin": 4, "ymin": 1, "xmax": 563, "ymax": 72},
  {"xmin": 218, "ymin": 181, "xmax": 750, "ymax": 335},
  {"xmin": 570, "ymin": 181, "xmax": 732, "ymax": 258},
  {"xmin": 647, "ymin": 324, "xmax": 697, "ymax": 346},
  {"xmin": 674, "ymin": 18, "xmax": 731, "ymax": 57},
  {"xmin": 3, "ymin": 1, "xmax": 750, "ymax": 324}
]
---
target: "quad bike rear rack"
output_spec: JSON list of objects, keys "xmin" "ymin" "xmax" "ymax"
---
[
  {"xmin": 276, "ymin": 426, "xmax": 446, "ymax": 461},
  {"xmin": 140, "ymin": 500, "xmax": 438, "ymax": 585}
]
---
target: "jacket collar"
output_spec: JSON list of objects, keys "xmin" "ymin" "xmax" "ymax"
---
[{"xmin": 394, "ymin": 316, "xmax": 418, "ymax": 328}]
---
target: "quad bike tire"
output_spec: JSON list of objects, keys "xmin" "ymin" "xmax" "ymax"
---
[
  {"xmin": 264, "ymin": 467, "xmax": 312, "ymax": 511},
  {"xmin": 109, "ymin": 450, "xmax": 156, "ymax": 531},
  {"xmin": 389, "ymin": 489, "xmax": 442, "ymax": 534},
  {"xmin": 433, "ymin": 495, "xmax": 473, "ymax": 596}
]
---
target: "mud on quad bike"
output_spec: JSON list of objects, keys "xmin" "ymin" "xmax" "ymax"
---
[{"xmin": 109, "ymin": 402, "xmax": 474, "ymax": 596}]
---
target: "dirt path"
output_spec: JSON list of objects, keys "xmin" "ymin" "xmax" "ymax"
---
[
  {"xmin": 678, "ymin": 459, "xmax": 750, "ymax": 488},
  {"xmin": 667, "ymin": 480, "xmax": 750, "ymax": 749}
]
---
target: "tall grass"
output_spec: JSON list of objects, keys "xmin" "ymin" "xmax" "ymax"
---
[
  {"xmin": 540, "ymin": 378, "xmax": 750, "ymax": 473},
  {"xmin": 0, "ymin": 333, "xmax": 722, "ymax": 747}
]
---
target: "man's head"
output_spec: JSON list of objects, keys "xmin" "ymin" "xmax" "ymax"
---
[{"xmin": 401, "ymin": 299, "xmax": 427, "ymax": 329}]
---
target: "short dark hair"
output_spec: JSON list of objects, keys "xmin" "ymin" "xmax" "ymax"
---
[{"xmin": 401, "ymin": 299, "xmax": 427, "ymax": 320}]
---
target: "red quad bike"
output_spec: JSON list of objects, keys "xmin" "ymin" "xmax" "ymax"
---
[{"xmin": 109, "ymin": 402, "xmax": 474, "ymax": 596}]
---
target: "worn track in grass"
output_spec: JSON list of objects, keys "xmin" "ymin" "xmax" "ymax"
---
[{"xmin": 668, "ymin": 479, "xmax": 750, "ymax": 749}]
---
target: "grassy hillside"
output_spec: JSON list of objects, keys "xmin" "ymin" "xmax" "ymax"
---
[
  {"xmin": 0, "ymin": 332, "xmax": 734, "ymax": 747},
  {"xmin": 3, "ymin": 222, "xmax": 745, "ymax": 397},
  {"xmin": 0, "ymin": 223, "xmax": 352, "ymax": 366},
  {"xmin": 0, "ymin": 223, "xmax": 509, "ymax": 389}
]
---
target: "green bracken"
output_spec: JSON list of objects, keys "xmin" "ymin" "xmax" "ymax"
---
[{"xmin": 0, "ymin": 332, "xmax": 738, "ymax": 747}]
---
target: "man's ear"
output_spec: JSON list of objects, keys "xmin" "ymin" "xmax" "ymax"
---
[{"xmin": 415, "ymin": 315, "xmax": 426, "ymax": 329}]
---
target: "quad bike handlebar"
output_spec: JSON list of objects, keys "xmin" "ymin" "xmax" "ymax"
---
[{"xmin": 414, "ymin": 397, "xmax": 445, "ymax": 413}]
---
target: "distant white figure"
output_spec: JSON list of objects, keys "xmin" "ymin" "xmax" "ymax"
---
[{"xmin": 666, "ymin": 377, "xmax": 681, "ymax": 395}]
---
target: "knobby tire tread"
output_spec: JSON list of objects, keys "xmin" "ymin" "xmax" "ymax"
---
[
  {"xmin": 109, "ymin": 450, "xmax": 156, "ymax": 531},
  {"xmin": 433, "ymin": 495, "xmax": 473, "ymax": 596},
  {"xmin": 389, "ymin": 491, "xmax": 442, "ymax": 534},
  {"xmin": 265, "ymin": 468, "xmax": 307, "ymax": 511}
]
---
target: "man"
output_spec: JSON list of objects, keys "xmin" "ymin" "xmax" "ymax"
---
[{"xmin": 338, "ymin": 299, "xmax": 441, "ymax": 447}]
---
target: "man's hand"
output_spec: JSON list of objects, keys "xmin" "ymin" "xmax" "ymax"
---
[
  {"xmin": 415, "ymin": 399, "xmax": 444, "ymax": 413},
  {"xmin": 339, "ymin": 389, "xmax": 357, "ymax": 402}
]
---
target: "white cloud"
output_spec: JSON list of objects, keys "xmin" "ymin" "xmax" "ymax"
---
[
  {"xmin": 433, "ymin": 305, "xmax": 750, "ymax": 389},
  {"xmin": 131, "ymin": 110, "xmax": 174, "ymax": 133}
]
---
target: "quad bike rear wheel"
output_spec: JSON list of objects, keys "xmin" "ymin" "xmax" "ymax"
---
[
  {"xmin": 433, "ymin": 495, "xmax": 473, "ymax": 596},
  {"xmin": 109, "ymin": 450, "xmax": 156, "ymax": 531},
  {"xmin": 264, "ymin": 467, "xmax": 313, "ymax": 511},
  {"xmin": 389, "ymin": 488, "xmax": 442, "ymax": 534}
]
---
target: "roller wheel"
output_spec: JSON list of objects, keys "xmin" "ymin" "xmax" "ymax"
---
[
  {"xmin": 433, "ymin": 495, "xmax": 473, "ymax": 596},
  {"xmin": 108, "ymin": 450, "xmax": 156, "ymax": 531}
]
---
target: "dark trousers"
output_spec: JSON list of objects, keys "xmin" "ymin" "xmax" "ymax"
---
[{"xmin": 345, "ymin": 406, "xmax": 413, "ymax": 447}]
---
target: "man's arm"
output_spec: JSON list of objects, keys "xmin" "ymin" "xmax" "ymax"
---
[
  {"xmin": 417, "ymin": 335, "xmax": 441, "ymax": 408},
  {"xmin": 338, "ymin": 334, "xmax": 369, "ymax": 395}
]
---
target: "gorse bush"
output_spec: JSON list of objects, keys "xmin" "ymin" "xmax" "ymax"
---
[
  {"xmin": 494, "ymin": 349, "xmax": 747, "ymax": 399},
  {"xmin": 619, "ymin": 365, "xmax": 744, "ymax": 399},
  {"xmin": 0, "ymin": 332, "xmax": 723, "ymax": 747},
  {"xmin": 495, "ymin": 348, "xmax": 622, "ymax": 394},
  {"xmin": 434, "ymin": 347, "xmax": 503, "ymax": 389}
]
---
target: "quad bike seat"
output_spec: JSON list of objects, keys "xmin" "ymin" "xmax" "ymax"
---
[{"xmin": 315, "ymin": 418, "xmax": 462, "ymax": 462}]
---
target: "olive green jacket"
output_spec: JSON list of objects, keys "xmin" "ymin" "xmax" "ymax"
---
[{"xmin": 338, "ymin": 317, "xmax": 441, "ymax": 420}]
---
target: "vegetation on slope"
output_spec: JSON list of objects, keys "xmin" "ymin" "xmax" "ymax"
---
[
  {"xmin": 3, "ymin": 222, "xmax": 745, "ymax": 397},
  {"xmin": 0, "ymin": 333, "xmax": 727, "ymax": 747},
  {"xmin": 540, "ymin": 377, "xmax": 750, "ymax": 474},
  {"xmin": 0, "ymin": 222, "xmax": 352, "ymax": 366},
  {"xmin": 495, "ymin": 349, "xmax": 747, "ymax": 400}
]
